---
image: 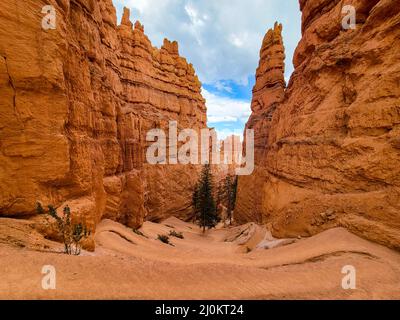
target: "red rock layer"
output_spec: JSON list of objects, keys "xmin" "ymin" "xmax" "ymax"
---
[
  {"xmin": 236, "ymin": 0, "xmax": 400, "ymax": 249},
  {"xmin": 0, "ymin": 1, "xmax": 206, "ymax": 231}
]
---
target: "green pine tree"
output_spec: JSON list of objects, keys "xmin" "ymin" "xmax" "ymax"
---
[
  {"xmin": 192, "ymin": 182, "xmax": 201, "ymax": 221},
  {"xmin": 192, "ymin": 164, "xmax": 219, "ymax": 233},
  {"xmin": 216, "ymin": 180, "xmax": 225, "ymax": 213},
  {"xmin": 224, "ymin": 174, "xmax": 238, "ymax": 225}
]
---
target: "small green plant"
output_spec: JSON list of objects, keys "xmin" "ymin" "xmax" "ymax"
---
[
  {"xmin": 133, "ymin": 228, "xmax": 147, "ymax": 238},
  {"xmin": 157, "ymin": 234, "xmax": 172, "ymax": 245},
  {"xmin": 169, "ymin": 230, "xmax": 184, "ymax": 239},
  {"xmin": 36, "ymin": 202, "xmax": 90, "ymax": 255}
]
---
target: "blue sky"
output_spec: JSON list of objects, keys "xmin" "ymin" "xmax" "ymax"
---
[{"xmin": 113, "ymin": 0, "xmax": 302, "ymax": 139}]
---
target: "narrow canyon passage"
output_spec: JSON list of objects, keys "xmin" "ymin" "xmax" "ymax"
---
[
  {"xmin": 1, "ymin": 217, "xmax": 400, "ymax": 299},
  {"xmin": 0, "ymin": 0, "xmax": 399, "ymax": 302}
]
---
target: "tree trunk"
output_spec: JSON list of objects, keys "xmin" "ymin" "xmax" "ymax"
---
[{"xmin": 202, "ymin": 211, "xmax": 205, "ymax": 233}]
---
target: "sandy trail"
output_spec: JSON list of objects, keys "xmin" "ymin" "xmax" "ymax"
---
[{"xmin": 1, "ymin": 217, "xmax": 400, "ymax": 299}]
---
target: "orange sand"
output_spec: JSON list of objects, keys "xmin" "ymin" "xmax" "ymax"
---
[{"xmin": 1, "ymin": 217, "xmax": 399, "ymax": 299}]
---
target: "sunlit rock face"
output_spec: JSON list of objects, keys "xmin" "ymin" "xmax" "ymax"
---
[
  {"xmin": 236, "ymin": 0, "xmax": 400, "ymax": 249},
  {"xmin": 0, "ymin": 1, "xmax": 207, "ymax": 230}
]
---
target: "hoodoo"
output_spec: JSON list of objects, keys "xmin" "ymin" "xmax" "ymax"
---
[{"xmin": 235, "ymin": 0, "xmax": 400, "ymax": 249}]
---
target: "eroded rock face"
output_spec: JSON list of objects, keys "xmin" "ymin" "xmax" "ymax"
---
[
  {"xmin": 0, "ymin": 1, "xmax": 206, "ymax": 230},
  {"xmin": 236, "ymin": 0, "xmax": 400, "ymax": 249}
]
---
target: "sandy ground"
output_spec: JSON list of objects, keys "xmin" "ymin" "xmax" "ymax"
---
[{"xmin": 0, "ymin": 217, "xmax": 400, "ymax": 299}]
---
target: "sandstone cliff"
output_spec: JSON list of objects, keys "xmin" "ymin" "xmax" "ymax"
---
[
  {"xmin": 0, "ymin": 1, "xmax": 206, "ymax": 232},
  {"xmin": 236, "ymin": 0, "xmax": 400, "ymax": 249}
]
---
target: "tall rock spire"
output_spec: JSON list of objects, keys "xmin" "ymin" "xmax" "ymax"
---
[
  {"xmin": 121, "ymin": 7, "xmax": 133, "ymax": 28},
  {"xmin": 244, "ymin": 22, "xmax": 286, "ymax": 165},
  {"xmin": 252, "ymin": 22, "xmax": 286, "ymax": 113},
  {"xmin": 236, "ymin": 23, "xmax": 286, "ymax": 222}
]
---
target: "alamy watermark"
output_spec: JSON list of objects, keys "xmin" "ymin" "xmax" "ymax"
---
[
  {"xmin": 41, "ymin": 5, "xmax": 56, "ymax": 30},
  {"xmin": 341, "ymin": 265, "xmax": 356, "ymax": 290},
  {"xmin": 342, "ymin": 5, "xmax": 356, "ymax": 30},
  {"xmin": 146, "ymin": 122, "xmax": 254, "ymax": 176},
  {"xmin": 41, "ymin": 265, "xmax": 56, "ymax": 290}
]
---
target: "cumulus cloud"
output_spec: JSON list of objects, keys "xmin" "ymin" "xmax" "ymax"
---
[
  {"xmin": 202, "ymin": 89, "xmax": 251, "ymax": 125},
  {"xmin": 214, "ymin": 81, "xmax": 233, "ymax": 94}
]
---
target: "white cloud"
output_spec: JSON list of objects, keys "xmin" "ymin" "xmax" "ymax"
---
[
  {"xmin": 184, "ymin": 4, "xmax": 205, "ymax": 27},
  {"xmin": 229, "ymin": 33, "xmax": 248, "ymax": 48},
  {"xmin": 214, "ymin": 81, "xmax": 233, "ymax": 94},
  {"xmin": 202, "ymin": 88, "xmax": 251, "ymax": 124},
  {"xmin": 128, "ymin": 0, "xmax": 150, "ymax": 13},
  {"xmin": 208, "ymin": 116, "xmax": 238, "ymax": 123}
]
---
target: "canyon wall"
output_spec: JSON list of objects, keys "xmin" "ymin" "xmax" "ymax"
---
[
  {"xmin": 0, "ymin": 0, "xmax": 206, "ymax": 232},
  {"xmin": 236, "ymin": 0, "xmax": 400, "ymax": 249}
]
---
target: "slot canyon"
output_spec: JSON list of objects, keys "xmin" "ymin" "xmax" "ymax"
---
[{"xmin": 0, "ymin": 0, "xmax": 399, "ymax": 300}]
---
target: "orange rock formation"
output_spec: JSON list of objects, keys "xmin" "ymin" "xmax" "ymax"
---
[
  {"xmin": 236, "ymin": 0, "xmax": 400, "ymax": 249},
  {"xmin": 0, "ymin": 1, "xmax": 206, "ymax": 231}
]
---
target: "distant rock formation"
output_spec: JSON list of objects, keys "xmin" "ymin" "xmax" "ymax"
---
[
  {"xmin": 0, "ymin": 1, "xmax": 207, "ymax": 233},
  {"xmin": 236, "ymin": 0, "xmax": 400, "ymax": 249}
]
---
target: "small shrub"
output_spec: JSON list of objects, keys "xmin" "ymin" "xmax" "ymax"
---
[
  {"xmin": 133, "ymin": 229, "xmax": 147, "ymax": 238},
  {"xmin": 37, "ymin": 202, "xmax": 90, "ymax": 255},
  {"xmin": 157, "ymin": 234, "xmax": 172, "ymax": 245},
  {"xmin": 169, "ymin": 230, "xmax": 184, "ymax": 239}
]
